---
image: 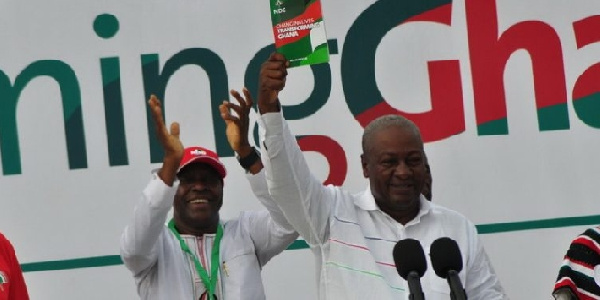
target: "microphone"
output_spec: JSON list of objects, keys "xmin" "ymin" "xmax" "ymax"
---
[
  {"xmin": 430, "ymin": 237, "xmax": 468, "ymax": 300},
  {"xmin": 393, "ymin": 239, "xmax": 427, "ymax": 300}
]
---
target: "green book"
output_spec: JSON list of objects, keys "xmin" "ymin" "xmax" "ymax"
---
[{"xmin": 270, "ymin": 0, "xmax": 330, "ymax": 68}]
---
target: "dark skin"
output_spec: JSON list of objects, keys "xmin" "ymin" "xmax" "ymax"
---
[
  {"xmin": 173, "ymin": 163, "xmax": 224, "ymax": 235},
  {"xmin": 148, "ymin": 95, "xmax": 182, "ymax": 188},
  {"xmin": 257, "ymin": 52, "xmax": 288, "ymax": 115},
  {"xmin": 361, "ymin": 126, "xmax": 426, "ymax": 224},
  {"xmin": 219, "ymin": 88, "xmax": 264, "ymax": 175},
  {"xmin": 257, "ymin": 52, "xmax": 426, "ymax": 225},
  {"xmin": 148, "ymin": 93, "xmax": 262, "ymax": 235}
]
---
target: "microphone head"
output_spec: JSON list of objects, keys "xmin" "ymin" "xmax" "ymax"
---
[
  {"xmin": 430, "ymin": 237, "xmax": 463, "ymax": 278},
  {"xmin": 393, "ymin": 238, "xmax": 427, "ymax": 279}
]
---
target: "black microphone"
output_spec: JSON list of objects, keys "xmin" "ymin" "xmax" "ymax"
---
[
  {"xmin": 430, "ymin": 237, "xmax": 468, "ymax": 300},
  {"xmin": 393, "ymin": 239, "xmax": 427, "ymax": 300}
]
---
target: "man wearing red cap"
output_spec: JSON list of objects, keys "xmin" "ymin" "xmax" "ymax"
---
[{"xmin": 120, "ymin": 91, "xmax": 298, "ymax": 300}]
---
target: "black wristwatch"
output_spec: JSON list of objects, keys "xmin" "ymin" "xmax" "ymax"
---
[{"xmin": 237, "ymin": 147, "xmax": 261, "ymax": 170}]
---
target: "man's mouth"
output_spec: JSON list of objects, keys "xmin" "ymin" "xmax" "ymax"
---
[
  {"xmin": 390, "ymin": 183, "xmax": 414, "ymax": 193},
  {"xmin": 188, "ymin": 198, "xmax": 209, "ymax": 204}
]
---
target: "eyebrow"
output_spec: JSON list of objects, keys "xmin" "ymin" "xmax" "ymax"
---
[{"xmin": 378, "ymin": 150, "xmax": 422, "ymax": 156}]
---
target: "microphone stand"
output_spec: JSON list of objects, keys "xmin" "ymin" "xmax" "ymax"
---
[{"xmin": 407, "ymin": 271, "xmax": 425, "ymax": 300}]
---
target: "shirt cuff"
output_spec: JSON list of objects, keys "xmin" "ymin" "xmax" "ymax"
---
[
  {"xmin": 143, "ymin": 172, "xmax": 178, "ymax": 209},
  {"xmin": 257, "ymin": 110, "xmax": 285, "ymax": 138}
]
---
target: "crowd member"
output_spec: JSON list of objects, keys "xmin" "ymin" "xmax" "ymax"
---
[
  {"xmin": 0, "ymin": 232, "xmax": 29, "ymax": 300},
  {"xmin": 553, "ymin": 226, "xmax": 600, "ymax": 299},
  {"xmin": 120, "ymin": 93, "xmax": 297, "ymax": 300},
  {"xmin": 250, "ymin": 52, "xmax": 508, "ymax": 299}
]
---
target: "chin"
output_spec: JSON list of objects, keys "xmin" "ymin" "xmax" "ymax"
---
[
  {"xmin": 189, "ymin": 219, "xmax": 215, "ymax": 230},
  {"xmin": 186, "ymin": 212, "xmax": 215, "ymax": 225},
  {"xmin": 391, "ymin": 197, "xmax": 419, "ymax": 207}
]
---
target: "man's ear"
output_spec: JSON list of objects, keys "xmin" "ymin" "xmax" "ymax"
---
[{"xmin": 360, "ymin": 154, "xmax": 369, "ymax": 178}]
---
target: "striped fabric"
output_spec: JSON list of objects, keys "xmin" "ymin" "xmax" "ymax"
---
[{"xmin": 554, "ymin": 226, "xmax": 600, "ymax": 299}]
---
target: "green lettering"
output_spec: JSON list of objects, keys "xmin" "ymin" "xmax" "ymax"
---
[
  {"xmin": 0, "ymin": 60, "xmax": 87, "ymax": 175},
  {"xmin": 141, "ymin": 48, "xmax": 229, "ymax": 161}
]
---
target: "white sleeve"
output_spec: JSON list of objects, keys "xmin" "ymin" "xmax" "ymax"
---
[
  {"xmin": 119, "ymin": 174, "xmax": 177, "ymax": 275},
  {"xmin": 246, "ymin": 167, "xmax": 296, "ymax": 234},
  {"xmin": 464, "ymin": 224, "xmax": 510, "ymax": 299},
  {"xmin": 245, "ymin": 159, "xmax": 299, "ymax": 266},
  {"xmin": 258, "ymin": 111, "xmax": 336, "ymax": 246}
]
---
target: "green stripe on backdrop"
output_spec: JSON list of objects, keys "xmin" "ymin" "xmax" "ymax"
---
[
  {"xmin": 476, "ymin": 214, "xmax": 600, "ymax": 234},
  {"xmin": 21, "ymin": 255, "xmax": 122, "ymax": 272},
  {"xmin": 20, "ymin": 214, "xmax": 600, "ymax": 273}
]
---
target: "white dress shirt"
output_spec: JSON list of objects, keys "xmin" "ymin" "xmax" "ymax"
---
[
  {"xmin": 258, "ymin": 111, "xmax": 509, "ymax": 300},
  {"xmin": 120, "ymin": 170, "xmax": 298, "ymax": 300}
]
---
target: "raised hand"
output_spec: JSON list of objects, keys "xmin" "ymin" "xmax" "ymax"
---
[
  {"xmin": 258, "ymin": 52, "xmax": 289, "ymax": 114},
  {"xmin": 219, "ymin": 88, "xmax": 254, "ymax": 158},
  {"xmin": 148, "ymin": 95, "xmax": 183, "ymax": 185}
]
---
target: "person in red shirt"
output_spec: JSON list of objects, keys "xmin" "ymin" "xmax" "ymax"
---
[{"xmin": 0, "ymin": 233, "xmax": 29, "ymax": 300}]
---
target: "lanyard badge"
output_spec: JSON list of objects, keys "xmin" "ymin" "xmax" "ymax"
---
[{"xmin": 168, "ymin": 219, "xmax": 224, "ymax": 300}]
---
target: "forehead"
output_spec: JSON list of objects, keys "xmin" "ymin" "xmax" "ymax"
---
[
  {"xmin": 178, "ymin": 163, "xmax": 221, "ymax": 178},
  {"xmin": 368, "ymin": 126, "xmax": 423, "ymax": 154}
]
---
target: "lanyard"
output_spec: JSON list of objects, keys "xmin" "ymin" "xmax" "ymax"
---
[{"xmin": 168, "ymin": 219, "xmax": 223, "ymax": 300}]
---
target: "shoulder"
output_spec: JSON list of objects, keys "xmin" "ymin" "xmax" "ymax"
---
[
  {"xmin": 0, "ymin": 233, "xmax": 13, "ymax": 249},
  {"xmin": 219, "ymin": 215, "xmax": 258, "ymax": 250},
  {"xmin": 222, "ymin": 212, "xmax": 267, "ymax": 232},
  {"xmin": 234, "ymin": 210, "xmax": 270, "ymax": 222},
  {"xmin": 570, "ymin": 226, "xmax": 600, "ymax": 251},
  {"xmin": 0, "ymin": 233, "xmax": 17, "ymax": 257},
  {"xmin": 427, "ymin": 202, "xmax": 477, "ymax": 231},
  {"xmin": 429, "ymin": 202, "xmax": 471, "ymax": 219}
]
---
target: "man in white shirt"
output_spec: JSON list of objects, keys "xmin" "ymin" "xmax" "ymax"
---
[
  {"xmin": 120, "ymin": 93, "xmax": 298, "ymax": 300},
  {"xmin": 250, "ymin": 52, "xmax": 508, "ymax": 299}
]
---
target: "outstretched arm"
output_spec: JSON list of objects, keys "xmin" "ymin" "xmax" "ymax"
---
[
  {"xmin": 220, "ymin": 89, "xmax": 298, "ymax": 264},
  {"xmin": 149, "ymin": 95, "xmax": 184, "ymax": 186},
  {"xmin": 120, "ymin": 96, "xmax": 183, "ymax": 274},
  {"xmin": 220, "ymin": 88, "xmax": 263, "ymax": 175},
  {"xmin": 256, "ymin": 53, "xmax": 335, "ymax": 246}
]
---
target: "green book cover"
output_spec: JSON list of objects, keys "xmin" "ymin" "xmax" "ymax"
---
[{"xmin": 270, "ymin": 0, "xmax": 330, "ymax": 68}]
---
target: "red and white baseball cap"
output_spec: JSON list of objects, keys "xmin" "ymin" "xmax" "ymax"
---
[{"xmin": 178, "ymin": 146, "xmax": 227, "ymax": 178}]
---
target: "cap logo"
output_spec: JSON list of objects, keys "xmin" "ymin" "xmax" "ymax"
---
[{"xmin": 190, "ymin": 149, "xmax": 206, "ymax": 157}]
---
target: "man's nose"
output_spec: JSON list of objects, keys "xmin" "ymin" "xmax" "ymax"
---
[
  {"xmin": 394, "ymin": 162, "xmax": 412, "ymax": 176},
  {"xmin": 189, "ymin": 180, "xmax": 207, "ymax": 190}
]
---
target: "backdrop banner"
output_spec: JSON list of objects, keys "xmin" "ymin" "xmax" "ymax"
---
[{"xmin": 0, "ymin": 0, "xmax": 599, "ymax": 299}]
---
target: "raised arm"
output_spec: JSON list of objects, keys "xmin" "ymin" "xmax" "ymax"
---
[
  {"xmin": 119, "ymin": 96, "xmax": 183, "ymax": 274},
  {"xmin": 255, "ymin": 53, "xmax": 336, "ymax": 246},
  {"xmin": 220, "ymin": 89, "xmax": 298, "ymax": 264}
]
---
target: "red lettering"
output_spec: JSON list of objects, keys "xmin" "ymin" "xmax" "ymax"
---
[
  {"xmin": 466, "ymin": 0, "xmax": 569, "ymax": 134},
  {"xmin": 296, "ymin": 135, "xmax": 347, "ymax": 186},
  {"xmin": 572, "ymin": 15, "xmax": 600, "ymax": 128}
]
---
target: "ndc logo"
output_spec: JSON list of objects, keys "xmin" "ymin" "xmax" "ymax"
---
[
  {"xmin": 273, "ymin": 0, "xmax": 285, "ymax": 14},
  {"xmin": 190, "ymin": 149, "xmax": 207, "ymax": 157}
]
